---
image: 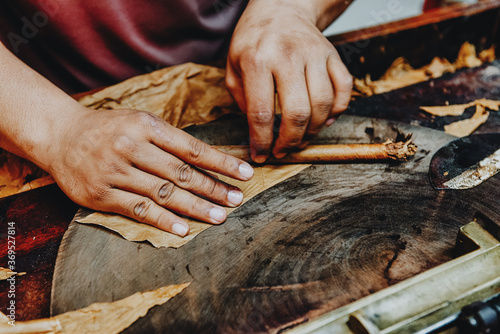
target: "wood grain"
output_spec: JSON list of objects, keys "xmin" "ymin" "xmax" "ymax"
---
[{"xmin": 50, "ymin": 116, "xmax": 500, "ymax": 333}]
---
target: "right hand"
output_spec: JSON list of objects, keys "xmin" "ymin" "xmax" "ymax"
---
[{"xmin": 49, "ymin": 108, "xmax": 254, "ymax": 237}]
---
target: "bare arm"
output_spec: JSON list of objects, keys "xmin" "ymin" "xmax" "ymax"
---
[
  {"xmin": 0, "ymin": 42, "xmax": 254, "ymax": 236},
  {"xmin": 226, "ymin": 0, "xmax": 354, "ymax": 162}
]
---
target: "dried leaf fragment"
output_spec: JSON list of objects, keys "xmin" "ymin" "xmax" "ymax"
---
[
  {"xmin": 0, "ymin": 283, "xmax": 190, "ymax": 334},
  {"xmin": 420, "ymin": 98, "xmax": 500, "ymax": 116},
  {"xmin": 353, "ymin": 42, "xmax": 496, "ymax": 97},
  {"xmin": 444, "ymin": 105, "xmax": 490, "ymax": 137},
  {"xmin": 0, "ymin": 267, "xmax": 26, "ymax": 280},
  {"xmin": 0, "ymin": 312, "xmax": 9, "ymax": 323}
]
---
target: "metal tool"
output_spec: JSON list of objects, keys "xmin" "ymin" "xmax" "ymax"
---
[
  {"xmin": 429, "ymin": 133, "xmax": 500, "ymax": 190},
  {"xmin": 416, "ymin": 292, "xmax": 500, "ymax": 334}
]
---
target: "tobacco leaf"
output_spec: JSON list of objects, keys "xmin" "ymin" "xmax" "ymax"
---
[
  {"xmin": 0, "ymin": 151, "xmax": 50, "ymax": 199},
  {"xmin": 0, "ymin": 267, "xmax": 25, "ymax": 280},
  {"xmin": 77, "ymin": 62, "xmax": 238, "ymax": 129},
  {"xmin": 0, "ymin": 311, "xmax": 9, "ymax": 323},
  {"xmin": 444, "ymin": 105, "xmax": 490, "ymax": 137},
  {"xmin": 0, "ymin": 283, "xmax": 190, "ymax": 334},
  {"xmin": 354, "ymin": 42, "xmax": 495, "ymax": 97},
  {"xmin": 78, "ymin": 164, "xmax": 311, "ymax": 248},
  {"xmin": 419, "ymin": 98, "xmax": 497, "ymax": 137},
  {"xmin": 420, "ymin": 98, "xmax": 500, "ymax": 116}
]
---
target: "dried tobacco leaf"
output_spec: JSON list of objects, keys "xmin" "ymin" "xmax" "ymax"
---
[
  {"xmin": 0, "ymin": 283, "xmax": 190, "ymax": 334},
  {"xmin": 353, "ymin": 42, "xmax": 496, "ymax": 97},
  {"xmin": 444, "ymin": 105, "xmax": 490, "ymax": 137}
]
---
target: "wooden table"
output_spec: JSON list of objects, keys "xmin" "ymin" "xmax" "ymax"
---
[{"xmin": 1, "ymin": 0, "xmax": 500, "ymax": 328}]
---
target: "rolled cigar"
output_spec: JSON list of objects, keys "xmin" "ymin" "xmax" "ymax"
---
[{"xmin": 214, "ymin": 140, "xmax": 417, "ymax": 164}]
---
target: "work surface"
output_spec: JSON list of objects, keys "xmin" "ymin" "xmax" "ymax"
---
[{"xmin": 1, "ymin": 62, "xmax": 500, "ymax": 333}]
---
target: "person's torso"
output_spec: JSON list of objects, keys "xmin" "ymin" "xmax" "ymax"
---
[{"xmin": 0, "ymin": 0, "xmax": 247, "ymax": 93}]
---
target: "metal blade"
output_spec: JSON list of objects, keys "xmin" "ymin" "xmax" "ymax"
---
[{"xmin": 429, "ymin": 133, "xmax": 500, "ymax": 189}]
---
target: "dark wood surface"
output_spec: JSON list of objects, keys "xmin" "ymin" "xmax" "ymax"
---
[
  {"xmin": 0, "ymin": 185, "xmax": 78, "ymax": 320},
  {"xmin": 50, "ymin": 115, "xmax": 500, "ymax": 333}
]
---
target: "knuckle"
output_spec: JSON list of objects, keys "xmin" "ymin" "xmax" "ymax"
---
[
  {"xmin": 176, "ymin": 163, "xmax": 195, "ymax": 185},
  {"xmin": 225, "ymin": 75, "xmax": 238, "ymax": 92},
  {"xmin": 312, "ymin": 97, "xmax": 334, "ymax": 114},
  {"xmin": 188, "ymin": 138, "xmax": 207, "ymax": 163},
  {"xmin": 333, "ymin": 99, "xmax": 350, "ymax": 114},
  {"xmin": 112, "ymin": 135, "xmax": 137, "ymax": 155},
  {"xmin": 157, "ymin": 181, "xmax": 175, "ymax": 205},
  {"xmin": 284, "ymin": 138, "xmax": 303, "ymax": 147},
  {"xmin": 241, "ymin": 52, "xmax": 267, "ymax": 68},
  {"xmin": 137, "ymin": 111, "xmax": 158, "ymax": 127},
  {"xmin": 337, "ymin": 73, "xmax": 354, "ymax": 92},
  {"xmin": 249, "ymin": 109, "xmax": 274, "ymax": 127},
  {"xmin": 107, "ymin": 162, "xmax": 126, "ymax": 175},
  {"xmin": 89, "ymin": 184, "xmax": 111, "ymax": 203},
  {"xmin": 131, "ymin": 199, "xmax": 154, "ymax": 220},
  {"xmin": 202, "ymin": 176, "xmax": 219, "ymax": 197},
  {"xmin": 287, "ymin": 110, "xmax": 310, "ymax": 128}
]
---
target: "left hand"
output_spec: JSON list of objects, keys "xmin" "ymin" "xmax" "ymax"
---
[{"xmin": 226, "ymin": 0, "xmax": 353, "ymax": 163}]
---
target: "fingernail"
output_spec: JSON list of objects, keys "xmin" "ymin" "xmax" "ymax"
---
[
  {"xmin": 326, "ymin": 118, "xmax": 336, "ymax": 126},
  {"xmin": 210, "ymin": 207, "xmax": 227, "ymax": 223},
  {"xmin": 253, "ymin": 155, "xmax": 267, "ymax": 164},
  {"xmin": 239, "ymin": 163, "xmax": 254, "ymax": 179},
  {"xmin": 227, "ymin": 190, "xmax": 243, "ymax": 206},
  {"xmin": 172, "ymin": 223, "xmax": 189, "ymax": 237},
  {"xmin": 274, "ymin": 152, "xmax": 286, "ymax": 159}
]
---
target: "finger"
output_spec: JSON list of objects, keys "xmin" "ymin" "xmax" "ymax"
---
[
  {"xmin": 241, "ymin": 67, "xmax": 275, "ymax": 163},
  {"xmin": 327, "ymin": 52, "xmax": 353, "ymax": 116},
  {"xmin": 132, "ymin": 144, "xmax": 244, "ymax": 207},
  {"xmin": 225, "ymin": 62, "xmax": 247, "ymax": 113},
  {"xmin": 303, "ymin": 62, "xmax": 334, "ymax": 142},
  {"xmin": 114, "ymin": 170, "xmax": 229, "ymax": 225},
  {"xmin": 272, "ymin": 68, "xmax": 311, "ymax": 158},
  {"xmin": 142, "ymin": 114, "xmax": 254, "ymax": 180},
  {"xmin": 104, "ymin": 189, "xmax": 190, "ymax": 236}
]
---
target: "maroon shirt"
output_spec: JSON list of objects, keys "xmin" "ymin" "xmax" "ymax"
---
[{"xmin": 0, "ymin": 0, "xmax": 248, "ymax": 93}]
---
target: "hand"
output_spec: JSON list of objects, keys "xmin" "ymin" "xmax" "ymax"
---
[
  {"xmin": 226, "ymin": 0, "xmax": 353, "ymax": 163},
  {"xmin": 49, "ymin": 108, "xmax": 254, "ymax": 237}
]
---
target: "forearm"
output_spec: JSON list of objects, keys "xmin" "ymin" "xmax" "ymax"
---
[
  {"xmin": 247, "ymin": 0, "xmax": 354, "ymax": 31},
  {"xmin": 0, "ymin": 42, "xmax": 86, "ymax": 172}
]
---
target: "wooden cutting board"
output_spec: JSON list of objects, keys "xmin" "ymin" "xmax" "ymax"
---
[{"xmin": 50, "ymin": 115, "xmax": 500, "ymax": 333}]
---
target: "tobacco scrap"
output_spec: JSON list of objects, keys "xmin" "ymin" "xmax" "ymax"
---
[
  {"xmin": 420, "ymin": 98, "xmax": 500, "ymax": 116},
  {"xmin": 420, "ymin": 98, "xmax": 499, "ymax": 137},
  {"xmin": 0, "ymin": 267, "xmax": 26, "ymax": 280},
  {"xmin": 354, "ymin": 42, "xmax": 496, "ymax": 97},
  {"xmin": 0, "ymin": 312, "xmax": 9, "ymax": 323},
  {"xmin": 78, "ymin": 164, "xmax": 311, "ymax": 248},
  {"xmin": 385, "ymin": 137, "xmax": 418, "ymax": 162},
  {"xmin": 443, "ymin": 105, "xmax": 490, "ymax": 137},
  {"xmin": 0, "ymin": 283, "xmax": 190, "ymax": 334},
  {"xmin": 0, "ymin": 151, "xmax": 50, "ymax": 199}
]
